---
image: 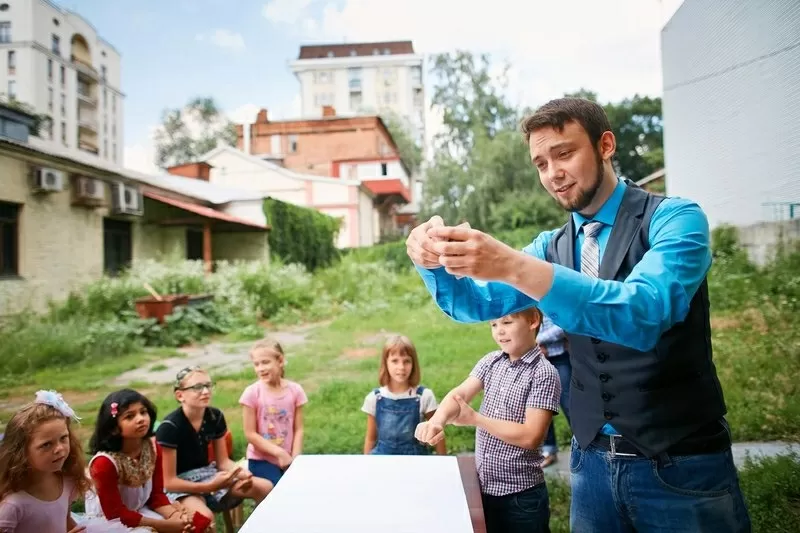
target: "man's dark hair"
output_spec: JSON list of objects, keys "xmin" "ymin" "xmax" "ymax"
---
[{"xmin": 520, "ymin": 97, "xmax": 612, "ymax": 147}]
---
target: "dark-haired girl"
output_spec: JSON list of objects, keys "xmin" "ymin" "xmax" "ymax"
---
[{"xmin": 82, "ymin": 389, "xmax": 212, "ymax": 533}]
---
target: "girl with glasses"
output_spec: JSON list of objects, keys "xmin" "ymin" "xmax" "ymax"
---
[{"xmin": 155, "ymin": 367, "xmax": 272, "ymax": 525}]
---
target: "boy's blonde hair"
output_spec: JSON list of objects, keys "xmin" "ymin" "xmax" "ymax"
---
[
  {"xmin": 250, "ymin": 338, "xmax": 286, "ymax": 377},
  {"xmin": 505, "ymin": 306, "xmax": 543, "ymax": 336},
  {"xmin": 378, "ymin": 335, "xmax": 421, "ymax": 387}
]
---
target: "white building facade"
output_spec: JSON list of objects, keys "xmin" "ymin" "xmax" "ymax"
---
[
  {"xmin": 661, "ymin": 0, "xmax": 800, "ymax": 228},
  {"xmin": 0, "ymin": 0, "xmax": 123, "ymax": 164},
  {"xmin": 289, "ymin": 41, "xmax": 426, "ymax": 148}
]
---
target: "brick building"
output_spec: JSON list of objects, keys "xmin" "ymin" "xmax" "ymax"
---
[{"xmin": 235, "ymin": 106, "xmax": 414, "ymax": 238}]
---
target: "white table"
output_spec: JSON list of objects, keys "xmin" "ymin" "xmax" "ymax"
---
[{"xmin": 239, "ymin": 454, "xmax": 476, "ymax": 533}]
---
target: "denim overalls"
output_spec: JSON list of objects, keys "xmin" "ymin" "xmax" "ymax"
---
[{"xmin": 371, "ymin": 386, "xmax": 430, "ymax": 455}]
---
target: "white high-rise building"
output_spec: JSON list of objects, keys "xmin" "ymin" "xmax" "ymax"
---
[
  {"xmin": 0, "ymin": 0, "xmax": 123, "ymax": 164},
  {"xmin": 289, "ymin": 41, "xmax": 426, "ymax": 148}
]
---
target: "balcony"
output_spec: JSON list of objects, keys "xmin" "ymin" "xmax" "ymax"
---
[
  {"xmin": 78, "ymin": 115, "xmax": 98, "ymax": 132},
  {"xmin": 348, "ymin": 78, "xmax": 362, "ymax": 92},
  {"xmin": 72, "ymin": 55, "xmax": 99, "ymax": 81},
  {"xmin": 77, "ymin": 88, "xmax": 97, "ymax": 106},
  {"xmin": 79, "ymin": 139, "xmax": 99, "ymax": 155}
]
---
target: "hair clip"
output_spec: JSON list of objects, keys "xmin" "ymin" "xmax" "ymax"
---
[
  {"xmin": 34, "ymin": 390, "xmax": 81, "ymax": 422},
  {"xmin": 110, "ymin": 402, "xmax": 119, "ymax": 418}
]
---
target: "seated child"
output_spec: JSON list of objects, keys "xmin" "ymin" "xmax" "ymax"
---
[
  {"xmin": 415, "ymin": 307, "xmax": 560, "ymax": 533},
  {"xmin": 0, "ymin": 391, "xmax": 91, "ymax": 533},
  {"xmin": 362, "ymin": 335, "xmax": 446, "ymax": 455},
  {"xmin": 84, "ymin": 388, "xmax": 212, "ymax": 532},
  {"xmin": 156, "ymin": 366, "xmax": 272, "ymax": 522},
  {"xmin": 240, "ymin": 339, "xmax": 307, "ymax": 486}
]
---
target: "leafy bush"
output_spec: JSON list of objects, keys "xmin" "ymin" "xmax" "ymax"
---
[
  {"xmin": 263, "ymin": 198, "xmax": 341, "ymax": 271},
  {"xmin": 739, "ymin": 452, "xmax": 800, "ymax": 533}
]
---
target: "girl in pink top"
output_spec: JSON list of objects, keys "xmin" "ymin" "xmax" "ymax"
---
[
  {"xmin": 0, "ymin": 390, "xmax": 91, "ymax": 533},
  {"xmin": 239, "ymin": 339, "xmax": 308, "ymax": 486}
]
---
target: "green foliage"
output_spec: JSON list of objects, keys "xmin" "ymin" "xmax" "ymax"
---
[
  {"xmin": 263, "ymin": 198, "xmax": 341, "ymax": 271},
  {"xmin": 153, "ymin": 96, "xmax": 238, "ymax": 169},
  {"xmin": 739, "ymin": 452, "xmax": 800, "ymax": 533},
  {"xmin": 565, "ymin": 89, "xmax": 664, "ymax": 183},
  {"xmin": 0, "ymin": 94, "xmax": 53, "ymax": 138},
  {"xmin": 381, "ymin": 111, "xmax": 423, "ymax": 175}
]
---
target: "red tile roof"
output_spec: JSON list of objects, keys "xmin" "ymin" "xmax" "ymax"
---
[
  {"xmin": 362, "ymin": 179, "xmax": 410, "ymax": 203},
  {"xmin": 144, "ymin": 191, "xmax": 269, "ymax": 230},
  {"xmin": 298, "ymin": 41, "xmax": 415, "ymax": 60}
]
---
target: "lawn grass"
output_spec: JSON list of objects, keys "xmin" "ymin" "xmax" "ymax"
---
[{"xmin": 2, "ymin": 300, "xmax": 798, "ymax": 532}]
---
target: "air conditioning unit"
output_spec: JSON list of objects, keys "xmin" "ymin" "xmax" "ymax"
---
[
  {"xmin": 110, "ymin": 182, "xmax": 143, "ymax": 216},
  {"xmin": 73, "ymin": 176, "xmax": 106, "ymax": 206},
  {"xmin": 32, "ymin": 167, "xmax": 65, "ymax": 193}
]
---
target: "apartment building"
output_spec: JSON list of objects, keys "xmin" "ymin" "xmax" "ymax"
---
[
  {"xmin": 0, "ymin": 0, "xmax": 123, "ymax": 164},
  {"xmin": 288, "ymin": 41, "xmax": 426, "ymax": 148}
]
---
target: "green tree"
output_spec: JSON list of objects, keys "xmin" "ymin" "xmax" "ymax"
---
[
  {"xmin": 0, "ymin": 94, "xmax": 52, "ymax": 137},
  {"xmin": 380, "ymin": 111, "xmax": 423, "ymax": 175},
  {"xmin": 565, "ymin": 89, "xmax": 664, "ymax": 183},
  {"xmin": 154, "ymin": 97, "xmax": 237, "ymax": 169},
  {"xmin": 421, "ymin": 51, "xmax": 562, "ymax": 232}
]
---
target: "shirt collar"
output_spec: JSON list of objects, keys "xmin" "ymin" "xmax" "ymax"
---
[
  {"xmin": 498, "ymin": 346, "xmax": 542, "ymax": 365},
  {"xmin": 572, "ymin": 178, "xmax": 627, "ymax": 235}
]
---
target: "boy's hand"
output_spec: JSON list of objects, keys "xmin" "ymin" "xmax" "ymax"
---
[
  {"xmin": 453, "ymin": 396, "xmax": 479, "ymax": 427},
  {"xmin": 414, "ymin": 420, "xmax": 445, "ymax": 446}
]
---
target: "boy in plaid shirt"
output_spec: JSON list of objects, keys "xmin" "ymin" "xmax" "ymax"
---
[{"xmin": 415, "ymin": 306, "xmax": 560, "ymax": 533}]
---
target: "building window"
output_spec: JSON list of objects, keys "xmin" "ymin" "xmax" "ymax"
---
[
  {"xmin": 0, "ymin": 201, "xmax": 19, "ymax": 277},
  {"xmin": 112, "ymin": 123, "xmax": 116, "ymax": 137},
  {"xmin": 7, "ymin": 79, "xmax": 15, "ymax": 99},
  {"xmin": 103, "ymin": 218, "xmax": 132, "ymax": 276},
  {"xmin": 411, "ymin": 66, "xmax": 422, "ymax": 85},
  {"xmin": 348, "ymin": 67, "xmax": 361, "ymax": 90},
  {"xmin": 6, "ymin": 50, "xmax": 14, "ymax": 74},
  {"xmin": 372, "ymin": 48, "xmax": 379, "ymax": 55},
  {"xmin": 51, "ymin": 34, "xmax": 60, "ymax": 55},
  {"xmin": 112, "ymin": 143, "xmax": 117, "ymax": 162},
  {"xmin": 45, "ymin": 120, "xmax": 52, "ymax": 140},
  {"xmin": 269, "ymin": 134, "xmax": 281, "ymax": 154},
  {"xmin": 383, "ymin": 48, "xmax": 390, "ymax": 55},
  {"xmin": 61, "ymin": 120, "xmax": 66, "ymax": 144},
  {"xmin": 60, "ymin": 65, "xmax": 65, "ymax": 87},
  {"xmin": 380, "ymin": 163, "xmax": 388, "ymax": 176},
  {"xmin": 104, "ymin": 139, "xmax": 108, "ymax": 158},
  {"xmin": 103, "ymin": 88, "xmax": 107, "ymax": 108},
  {"xmin": 288, "ymin": 134, "xmax": 298, "ymax": 153},
  {"xmin": 0, "ymin": 4, "xmax": 9, "ymax": 12},
  {"xmin": 112, "ymin": 94, "xmax": 116, "ymax": 112},
  {"xmin": 315, "ymin": 71, "xmax": 331, "ymax": 84},
  {"xmin": 0, "ymin": 22, "xmax": 10, "ymax": 44},
  {"xmin": 47, "ymin": 59, "xmax": 53, "ymax": 82},
  {"xmin": 349, "ymin": 92, "xmax": 362, "ymax": 110},
  {"xmin": 326, "ymin": 51, "xmax": 334, "ymax": 58},
  {"xmin": 349, "ymin": 49, "xmax": 356, "ymax": 56},
  {"xmin": 60, "ymin": 93, "xmax": 65, "ymax": 116},
  {"xmin": 101, "ymin": 65, "xmax": 107, "ymax": 81}
]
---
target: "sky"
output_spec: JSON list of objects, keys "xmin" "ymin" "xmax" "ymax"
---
[{"xmin": 65, "ymin": 0, "xmax": 686, "ymax": 174}]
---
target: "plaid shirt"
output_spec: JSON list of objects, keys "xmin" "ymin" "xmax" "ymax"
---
[{"xmin": 470, "ymin": 347, "xmax": 561, "ymax": 496}]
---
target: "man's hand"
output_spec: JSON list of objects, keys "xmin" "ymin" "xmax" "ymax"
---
[
  {"xmin": 429, "ymin": 226, "xmax": 521, "ymax": 282},
  {"xmin": 406, "ymin": 215, "xmax": 446, "ymax": 268},
  {"xmin": 414, "ymin": 420, "xmax": 445, "ymax": 446},
  {"xmin": 452, "ymin": 396, "xmax": 479, "ymax": 427}
]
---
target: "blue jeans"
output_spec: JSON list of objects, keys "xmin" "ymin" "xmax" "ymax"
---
[
  {"xmin": 371, "ymin": 386, "xmax": 429, "ymax": 455},
  {"xmin": 249, "ymin": 459, "xmax": 284, "ymax": 486},
  {"xmin": 569, "ymin": 437, "xmax": 751, "ymax": 532},
  {"xmin": 543, "ymin": 353, "xmax": 571, "ymax": 455},
  {"xmin": 481, "ymin": 482, "xmax": 550, "ymax": 533}
]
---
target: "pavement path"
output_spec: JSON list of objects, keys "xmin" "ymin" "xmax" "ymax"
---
[{"xmin": 542, "ymin": 440, "xmax": 798, "ymax": 479}]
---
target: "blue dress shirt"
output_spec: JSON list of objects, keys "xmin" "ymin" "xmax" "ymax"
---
[{"xmin": 415, "ymin": 178, "xmax": 713, "ymax": 435}]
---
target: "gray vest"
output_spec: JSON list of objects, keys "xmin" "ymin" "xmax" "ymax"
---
[{"xmin": 545, "ymin": 182, "xmax": 727, "ymax": 458}]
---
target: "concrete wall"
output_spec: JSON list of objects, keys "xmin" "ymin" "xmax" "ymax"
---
[{"xmin": 736, "ymin": 218, "xmax": 800, "ymax": 266}]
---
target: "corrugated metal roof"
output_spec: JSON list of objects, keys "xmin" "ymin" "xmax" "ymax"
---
[{"xmin": 144, "ymin": 191, "xmax": 269, "ymax": 230}]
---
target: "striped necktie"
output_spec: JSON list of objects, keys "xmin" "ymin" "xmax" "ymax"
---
[{"xmin": 581, "ymin": 221, "xmax": 604, "ymax": 278}]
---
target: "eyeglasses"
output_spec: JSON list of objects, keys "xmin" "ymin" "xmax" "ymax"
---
[{"xmin": 178, "ymin": 382, "xmax": 214, "ymax": 393}]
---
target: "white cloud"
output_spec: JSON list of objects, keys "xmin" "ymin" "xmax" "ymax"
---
[
  {"xmin": 195, "ymin": 29, "xmax": 247, "ymax": 52},
  {"xmin": 262, "ymin": 0, "xmax": 314, "ymax": 25},
  {"xmin": 124, "ymin": 141, "xmax": 158, "ymax": 174}
]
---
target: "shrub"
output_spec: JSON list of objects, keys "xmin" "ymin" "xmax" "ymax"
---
[{"xmin": 263, "ymin": 198, "xmax": 341, "ymax": 271}]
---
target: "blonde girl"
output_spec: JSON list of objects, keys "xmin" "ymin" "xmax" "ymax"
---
[{"xmin": 239, "ymin": 339, "xmax": 308, "ymax": 486}]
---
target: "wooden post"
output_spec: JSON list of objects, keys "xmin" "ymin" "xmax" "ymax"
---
[{"xmin": 203, "ymin": 222, "xmax": 212, "ymax": 274}]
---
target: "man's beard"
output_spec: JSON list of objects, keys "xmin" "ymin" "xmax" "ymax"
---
[{"xmin": 560, "ymin": 151, "xmax": 605, "ymax": 213}]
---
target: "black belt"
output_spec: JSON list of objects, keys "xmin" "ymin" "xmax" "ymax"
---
[{"xmin": 591, "ymin": 420, "xmax": 731, "ymax": 458}]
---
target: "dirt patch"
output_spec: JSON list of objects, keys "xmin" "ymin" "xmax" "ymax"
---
[
  {"xmin": 341, "ymin": 348, "xmax": 378, "ymax": 360},
  {"xmin": 712, "ymin": 308, "xmax": 768, "ymax": 333},
  {"xmin": 359, "ymin": 331, "xmax": 401, "ymax": 346}
]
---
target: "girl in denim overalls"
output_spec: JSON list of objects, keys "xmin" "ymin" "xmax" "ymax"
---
[{"xmin": 361, "ymin": 335, "xmax": 447, "ymax": 455}]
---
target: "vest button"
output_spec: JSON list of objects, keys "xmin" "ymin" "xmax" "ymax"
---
[
  {"xmin": 602, "ymin": 392, "xmax": 611, "ymax": 401},
  {"xmin": 604, "ymin": 410, "xmax": 614, "ymax": 420},
  {"xmin": 597, "ymin": 353, "xmax": 607, "ymax": 362},
  {"xmin": 591, "ymin": 337, "xmax": 601, "ymax": 344},
  {"xmin": 599, "ymin": 373, "xmax": 610, "ymax": 382}
]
